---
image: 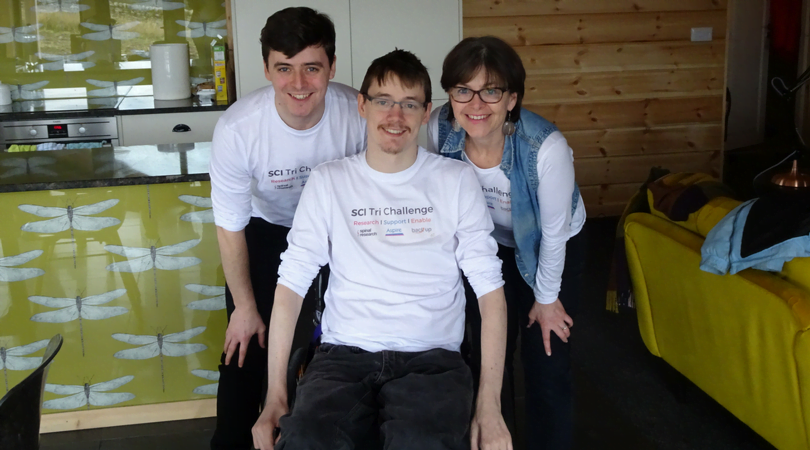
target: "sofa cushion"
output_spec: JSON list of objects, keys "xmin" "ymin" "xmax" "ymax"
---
[
  {"xmin": 645, "ymin": 173, "xmax": 738, "ymax": 235},
  {"xmin": 695, "ymin": 197, "xmax": 743, "ymax": 238}
]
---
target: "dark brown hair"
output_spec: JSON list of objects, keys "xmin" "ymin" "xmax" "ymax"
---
[
  {"xmin": 440, "ymin": 36, "xmax": 525, "ymax": 122},
  {"xmin": 359, "ymin": 49, "xmax": 431, "ymax": 104},
  {"xmin": 260, "ymin": 7, "xmax": 336, "ymax": 67}
]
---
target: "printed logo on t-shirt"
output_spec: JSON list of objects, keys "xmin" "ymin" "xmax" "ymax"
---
[
  {"xmin": 268, "ymin": 165, "xmax": 311, "ymax": 190},
  {"xmin": 350, "ymin": 205, "xmax": 435, "ymax": 240},
  {"xmin": 482, "ymin": 185, "xmax": 511, "ymax": 212}
]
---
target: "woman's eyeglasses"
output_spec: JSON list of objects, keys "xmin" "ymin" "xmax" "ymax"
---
[{"xmin": 448, "ymin": 87, "xmax": 507, "ymax": 104}]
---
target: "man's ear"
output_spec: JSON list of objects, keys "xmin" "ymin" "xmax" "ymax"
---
[
  {"xmin": 357, "ymin": 92, "xmax": 367, "ymax": 119},
  {"xmin": 264, "ymin": 62, "xmax": 272, "ymax": 82},
  {"xmin": 422, "ymin": 102, "xmax": 433, "ymax": 125},
  {"xmin": 329, "ymin": 55, "xmax": 337, "ymax": 80}
]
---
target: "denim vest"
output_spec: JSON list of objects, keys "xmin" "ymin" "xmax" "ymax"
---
[{"xmin": 436, "ymin": 103, "xmax": 580, "ymax": 288}]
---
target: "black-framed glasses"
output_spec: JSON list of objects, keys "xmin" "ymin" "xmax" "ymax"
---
[
  {"xmin": 448, "ymin": 87, "xmax": 507, "ymax": 104},
  {"xmin": 363, "ymin": 94, "xmax": 426, "ymax": 115}
]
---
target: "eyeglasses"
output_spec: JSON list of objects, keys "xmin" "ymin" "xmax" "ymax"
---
[
  {"xmin": 363, "ymin": 94, "xmax": 426, "ymax": 115},
  {"xmin": 448, "ymin": 87, "xmax": 507, "ymax": 104}
]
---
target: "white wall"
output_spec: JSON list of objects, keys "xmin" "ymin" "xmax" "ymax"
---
[{"xmin": 232, "ymin": 0, "xmax": 461, "ymax": 103}]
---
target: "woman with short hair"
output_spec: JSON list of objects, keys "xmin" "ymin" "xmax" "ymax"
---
[{"xmin": 428, "ymin": 36, "xmax": 587, "ymax": 450}]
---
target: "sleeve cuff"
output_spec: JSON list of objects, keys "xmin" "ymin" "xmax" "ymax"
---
[
  {"xmin": 532, "ymin": 285, "xmax": 559, "ymax": 304},
  {"xmin": 277, "ymin": 277, "xmax": 310, "ymax": 299},
  {"xmin": 213, "ymin": 213, "xmax": 250, "ymax": 232}
]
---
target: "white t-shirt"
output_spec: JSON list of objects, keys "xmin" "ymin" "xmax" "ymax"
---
[
  {"xmin": 463, "ymin": 152, "xmax": 516, "ymax": 248},
  {"xmin": 427, "ymin": 111, "xmax": 586, "ymax": 304},
  {"xmin": 210, "ymin": 82, "xmax": 367, "ymax": 231},
  {"xmin": 278, "ymin": 148, "xmax": 504, "ymax": 353}
]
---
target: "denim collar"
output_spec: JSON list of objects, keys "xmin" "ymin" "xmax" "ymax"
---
[{"xmin": 438, "ymin": 103, "xmax": 515, "ymax": 176}]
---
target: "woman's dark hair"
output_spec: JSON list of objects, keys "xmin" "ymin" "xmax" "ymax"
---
[
  {"xmin": 260, "ymin": 7, "xmax": 336, "ymax": 67},
  {"xmin": 440, "ymin": 36, "xmax": 525, "ymax": 123},
  {"xmin": 360, "ymin": 49, "xmax": 432, "ymax": 105}
]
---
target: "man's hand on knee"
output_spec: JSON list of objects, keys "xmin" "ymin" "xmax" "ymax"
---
[
  {"xmin": 252, "ymin": 395, "xmax": 287, "ymax": 450},
  {"xmin": 224, "ymin": 304, "xmax": 266, "ymax": 367},
  {"xmin": 471, "ymin": 396, "xmax": 512, "ymax": 450}
]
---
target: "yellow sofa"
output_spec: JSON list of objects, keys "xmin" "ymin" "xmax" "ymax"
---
[{"xmin": 624, "ymin": 197, "xmax": 810, "ymax": 450}]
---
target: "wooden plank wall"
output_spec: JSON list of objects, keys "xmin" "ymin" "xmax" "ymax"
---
[{"xmin": 463, "ymin": 0, "xmax": 728, "ymax": 216}]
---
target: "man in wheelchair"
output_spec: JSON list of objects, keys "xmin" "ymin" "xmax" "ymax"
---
[{"xmin": 251, "ymin": 49, "xmax": 512, "ymax": 450}]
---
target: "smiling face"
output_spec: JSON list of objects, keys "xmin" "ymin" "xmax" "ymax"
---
[
  {"xmin": 358, "ymin": 75, "xmax": 431, "ymax": 157},
  {"xmin": 449, "ymin": 68, "xmax": 517, "ymax": 143},
  {"xmin": 264, "ymin": 45, "xmax": 336, "ymax": 130}
]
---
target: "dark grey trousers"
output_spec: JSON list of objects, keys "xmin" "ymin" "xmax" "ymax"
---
[{"xmin": 276, "ymin": 343, "xmax": 474, "ymax": 450}]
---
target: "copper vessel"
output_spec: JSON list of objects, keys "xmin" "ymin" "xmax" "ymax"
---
[{"xmin": 771, "ymin": 160, "xmax": 810, "ymax": 188}]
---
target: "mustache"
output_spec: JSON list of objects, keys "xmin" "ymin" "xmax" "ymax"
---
[{"xmin": 378, "ymin": 123, "xmax": 410, "ymax": 132}]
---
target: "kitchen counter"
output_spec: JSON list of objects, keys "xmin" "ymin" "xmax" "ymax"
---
[
  {"xmin": 0, "ymin": 95, "xmax": 229, "ymax": 121},
  {"xmin": 0, "ymin": 142, "xmax": 211, "ymax": 192}
]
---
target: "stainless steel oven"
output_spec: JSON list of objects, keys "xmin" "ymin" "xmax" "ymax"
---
[{"xmin": 0, "ymin": 117, "xmax": 118, "ymax": 151}]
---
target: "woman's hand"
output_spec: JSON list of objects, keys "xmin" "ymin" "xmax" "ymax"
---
[{"xmin": 527, "ymin": 299, "xmax": 572, "ymax": 356}]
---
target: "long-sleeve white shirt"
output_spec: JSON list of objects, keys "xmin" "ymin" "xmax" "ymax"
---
[
  {"xmin": 427, "ymin": 112, "xmax": 586, "ymax": 304},
  {"xmin": 278, "ymin": 148, "xmax": 504, "ymax": 353},
  {"xmin": 209, "ymin": 82, "xmax": 367, "ymax": 231}
]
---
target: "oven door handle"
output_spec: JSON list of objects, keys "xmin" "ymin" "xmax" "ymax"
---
[{"xmin": 172, "ymin": 124, "xmax": 191, "ymax": 133}]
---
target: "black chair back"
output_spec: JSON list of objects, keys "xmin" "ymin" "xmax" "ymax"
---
[{"xmin": 0, "ymin": 335, "xmax": 63, "ymax": 450}]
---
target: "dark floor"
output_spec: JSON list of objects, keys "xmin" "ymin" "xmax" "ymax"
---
[{"xmin": 39, "ymin": 146, "xmax": 787, "ymax": 450}]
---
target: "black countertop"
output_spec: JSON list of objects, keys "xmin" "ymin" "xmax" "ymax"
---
[
  {"xmin": 0, "ymin": 95, "xmax": 229, "ymax": 121},
  {"xmin": 0, "ymin": 142, "xmax": 211, "ymax": 192}
]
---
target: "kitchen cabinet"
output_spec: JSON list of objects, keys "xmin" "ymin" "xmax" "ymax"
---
[
  {"xmin": 0, "ymin": 144, "xmax": 224, "ymax": 430},
  {"xmin": 118, "ymin": 111, "xmax": 224, "ymax": 146},
  {"xmin": 0, "ymin": 181, "xmax": 223, "ymax": 408},
  {"xmin": 231, "ymin": 0, "xmax": 461, "ymax": 102}
]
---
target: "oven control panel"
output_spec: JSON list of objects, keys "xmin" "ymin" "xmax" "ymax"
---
[
  {"xmin": 0, "ymin": 117, "xmax": 118, "ymax": 145},
  {"xmin": 47, "ymin": 124, "xmax": 68, "ymax": 138}
]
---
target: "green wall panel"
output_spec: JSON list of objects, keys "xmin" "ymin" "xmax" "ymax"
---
[{"xmin": 0, "ymin": 180, "xmax": 226, "ymax": 411}]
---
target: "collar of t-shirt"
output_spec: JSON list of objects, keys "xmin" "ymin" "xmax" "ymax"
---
[{"xmin": 359, "ymin": 146, "xmax": 428, "ymax": 183}]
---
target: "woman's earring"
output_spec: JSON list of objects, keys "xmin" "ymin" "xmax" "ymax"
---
[
  {"xmin": 502, "ymin": 110, "xmax": 515, "ymax": 136},
  {"xmin": 452, "ymin": 119, "xmax": 461, "ymax": 132}
]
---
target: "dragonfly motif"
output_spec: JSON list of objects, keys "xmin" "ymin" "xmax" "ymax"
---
[
  {"xmin": 128, "ymin": 49, "xmax": 150, "ymax": 59},
  {"xmin": 29, "ymin": 289, "xmax": 128, "ymax": 356},
  {"xmin": 1, "ymin": 156, "xmax": 57, "ymax": 179},
  {"xmin": 191, "ymin": 369, "xmax": 218, "ymax": 395},
  {"xmin": 80, "ymin": 22, "xmax": 140, "ymax": 41},
  {"xmin": 9, "ymin": 81, "xmax": 49, "ymax": 101},
  {"xmin": 0, "ymin": 339, "xmax": 49, "ymax": 392},
  {"xmin": 32, "ymin": 0, "xmax": 90, "ymax": 13},
  {"xmin": 43, "ymin": 376, "xmax": 135, "ymax": 410},
  {"xmin": 0, "ymin": 24, "xmax": 41, "ymax": 44},
  {"xmin": 37, "ymin": 51, "xmax": 95, "ymax": 71},
  {"xmin": 105, "ymin": 239, "xmax": 201, "ymax": 307},
  {"xmin": 19, "ymin": 199, "xmax": 121, "ymax": 268},
  {"xmin": 0, "ymin": 250, "xmax": 45, "ymax": 283},
  {"xmin": 128, "ymin": 0, "xmax": 185, "ymax": 11},
  {"xmin": 185, "ymin": 284, "xmax": 225, "ymax": 311},
  {"xmin": 113, "ymin": 327, "xmax": 207, "ymax": 392},
  {"xmin": 85, "ymin": 77, "xmax": 144, "ymax": 97},
  {"xmin": 179, "ymin": 195, "xmax": 213, "ymax": 223},
  {"xmin": 176, "ymin": 20, "xmax": 227, "ymax": 39}
]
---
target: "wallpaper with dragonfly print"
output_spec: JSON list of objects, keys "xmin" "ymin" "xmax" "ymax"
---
[
  {"xmin": 0, "ymin": 0, "xmax": 227, "ymax": 101},
  {"xmin": 0, "ymin": 180, "xmax": 226, "ymax": 411}
]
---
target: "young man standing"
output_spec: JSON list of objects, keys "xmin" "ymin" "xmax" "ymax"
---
[
  {"xmin": 251, "ymin": 50, "xmax": 512, "ymax": 450},
  {"xmin": 208, "ymin": 7, "xmax": 366, "ymax": 449}
]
